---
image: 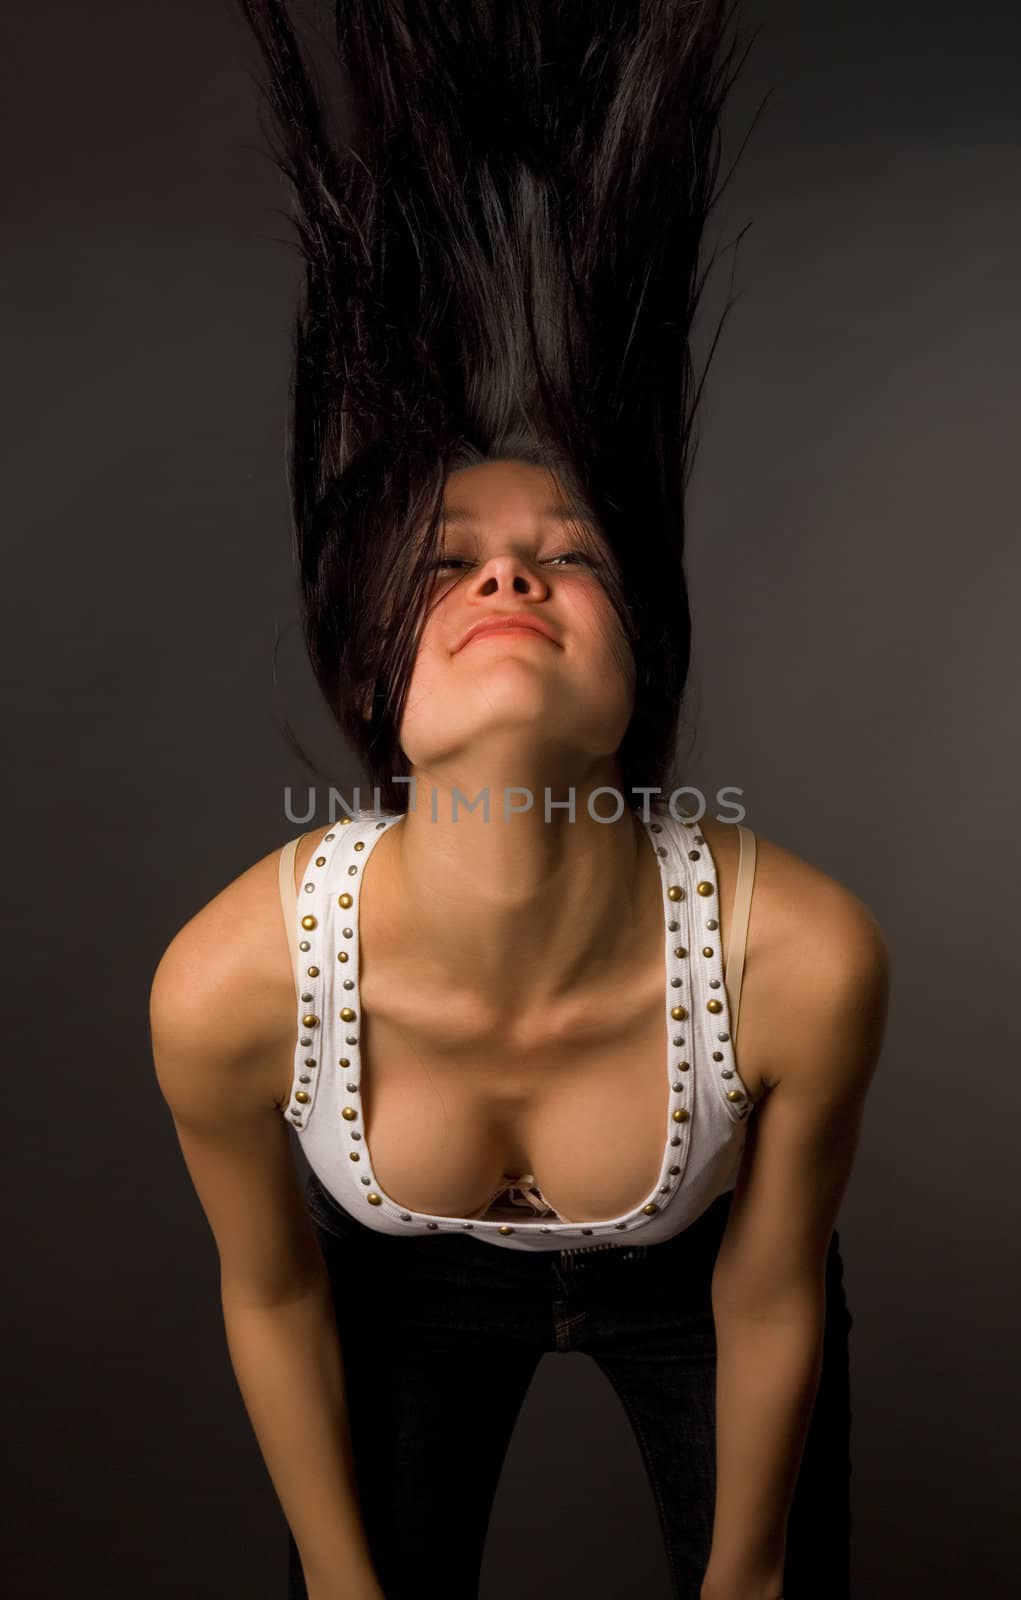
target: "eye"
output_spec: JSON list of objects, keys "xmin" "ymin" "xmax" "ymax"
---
[
  {"xmin": 430, "ymin": 550, "xmax": 598, "ymax": 572},
  {"xmin": 546, "ymin": 550, "xmax": 598, "ymax": 568}
]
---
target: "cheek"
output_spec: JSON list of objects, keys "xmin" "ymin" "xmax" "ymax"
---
[
  {"xmin": 404, "ymin": 617, "xmax": 447, "ymax": 694},
  {"xmin": 572, "ymin": 590, "xmax": 633, "ymax": 676}
]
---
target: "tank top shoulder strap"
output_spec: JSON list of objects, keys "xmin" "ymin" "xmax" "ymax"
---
[
  {"xmin": 277, "ymin": 836, "xmax": 303, "ymax": 998},
  {"xmin": 724, "ymin": 824, "xmax": 757, "ymax": 1043}
]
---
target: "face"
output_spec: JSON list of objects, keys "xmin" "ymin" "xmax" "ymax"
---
[{"xmin": 399, "ymin": 459, "xmax": 635, "ymax": 793}]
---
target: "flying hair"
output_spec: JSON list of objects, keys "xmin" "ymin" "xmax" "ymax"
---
[{"xmin": 236, "ymin": 0, "xmax": 763, "ymax": 813}]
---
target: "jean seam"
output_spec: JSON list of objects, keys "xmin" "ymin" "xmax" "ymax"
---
[{"xmin": 591, "ymin": 1357, "xmax": 684, "ymax": 1599}]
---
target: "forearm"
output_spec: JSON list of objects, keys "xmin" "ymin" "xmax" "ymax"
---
[
  {"xmin": 703, "ymin": 1293, "xmax": 825, "ymax": 1597},
  {"xmin": 221, "ymin": 1267, "xmax": 381, "ymax": 1597}
]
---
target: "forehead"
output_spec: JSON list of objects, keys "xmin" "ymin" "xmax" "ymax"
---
[{"xmin": 441, "ymin": 459, "xmax": 597, "ymax": 531}]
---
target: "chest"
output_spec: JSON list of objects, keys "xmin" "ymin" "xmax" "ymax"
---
[
  {"xmin": 345, "ymin": 943, "xmax": 761, "ymax": 1225},
  {"xmin": 282, "ymin": 810, "xmax": 773, "ymax": 1232}
]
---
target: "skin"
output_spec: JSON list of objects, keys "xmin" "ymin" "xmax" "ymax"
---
[
  {"xmin": 151, "ymin": 458, "xmax": 889, "ymax": 1597},
  {"xmin": 153, "ymin": 457, "xmax": 889, "ymax": 1216}
]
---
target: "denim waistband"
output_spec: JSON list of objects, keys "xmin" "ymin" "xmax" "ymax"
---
[{"xmin": 557, "ymin": 1240, "xmax": 650, "ymax": 1261}]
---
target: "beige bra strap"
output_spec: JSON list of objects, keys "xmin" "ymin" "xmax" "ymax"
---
[
  {"xmin": 724, "ymin": 824, "xmax": 757, "ymax": 1043},
  {"xmin": 277, "ymin": 837, "xmax": 303, "ymax": 997}
]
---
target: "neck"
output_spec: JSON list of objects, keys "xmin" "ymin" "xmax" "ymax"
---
[{"xmin": 367, "ymin": 778, "xmax": 663, "ymax": 1020}]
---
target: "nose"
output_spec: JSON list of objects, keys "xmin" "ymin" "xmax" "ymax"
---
[{"xmin": 471, "ymin": 551, "xmax": 549, "ymax": 596}]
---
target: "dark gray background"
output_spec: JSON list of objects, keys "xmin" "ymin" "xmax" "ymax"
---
[{"xmin": 3, "ymin": 1, "xmax": 1018, "ymax": 1595}]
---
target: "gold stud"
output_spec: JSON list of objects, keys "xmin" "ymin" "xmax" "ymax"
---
[
  {"xmin": 340, "ymin": 816, "xmax": 353, "ymax": 825},
  {"xmin": 671, "ymin": 1005, "xmax": 688, "ymax": 1021},
  {"xmin": 341, "ymin": 1107, "xmax": 358, "ymax": 1121},
  {"xmin": 301, "ymin": 914, "xmax": 317, "ymax": 930},
  {"xmin": 366, "ymin": 1193, "xmax": 382, "ymax": 1205},
  {"xmin": 294, "ymin": 1091, "xmax": 310, "ymax": 1104},
  {"xmin": 641, "ymin": 1203, "xmax": 659, "ymax": 1215},
  {"xmin": 672, "ymin": 1108, "xmax": 690, "ymax": 1122},
  {"xmin": 354, "ymin": 840, "xmax": 365, "ymax": 851},
  {"xmin": 339, "ymin": 1007, "xmax": 356, "ymax": 1022},
  {"xmin": 726, "ymin": 1089, "xmax": 745, "ymax": 1102},
  {"xmin": 707, "ymin": 999, "xmax": 723, "ymax": 1013},
  {"xmin": 497, "ymin": 1224, "xmax": 514, "ymax": 1235},
  {"xmin": 306, "ymin": 966, "xmax": 320, "ymax": 977},
  {"xmin": 667, "ymin": 885, "xmax": 684, "ymax": 901},
  {"xmin": 677, "ymin": 1060, "xmax": 690, "ymax": 1071},
  {"xmin": 702, "ymin": 946, "xmax": 714, "ymax": 957},
  {"xmin": 338, "ymin": 893, "xmax": 353, "ymax": 909},
  {"xmin": 696, "ymin": 881, "xmax": 713, "ymax": 896},
  {"xmin": 315, "ymin": 855, "xmax": 326, "ymax": 867},
  {"xmin": 674, "ymin": 946, "xmax": 687, "ymax": 958},
  {"xmin": 349, "ymin": 1152, "xmax": 360, "ymax": 1161},
  {"xmin": 338, "ymin": 951, "xmax": 349, "ymax": 962}
]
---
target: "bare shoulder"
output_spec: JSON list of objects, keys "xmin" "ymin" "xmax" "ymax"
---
[
  {"xmin": 149, "ymin": 822, "xmax": 340, "ymax": 1304},
  {"xmin": 700, "ymin": 813, "xmax": 891, "ymax": 1097},
  {"xmin": 149, "ymin": 821, "xmax": 336, "ymax": 1119}
]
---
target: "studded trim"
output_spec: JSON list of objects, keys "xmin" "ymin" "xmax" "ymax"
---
[
  {"xmin": 284, "ymin": 819, "xmax": 351, "ymax": 1129},
  {"xmin": 680, "ymin": 817, "xmax": 756, "ymax": 1124},
  {"xmin": 284, "ymin": 803, "xmax": 755, "ymax": 1245},
  {"xmin": 284, "ymin": 806, "xmax": 755, "ymax": 1241}
]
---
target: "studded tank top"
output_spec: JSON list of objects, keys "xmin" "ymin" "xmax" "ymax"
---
[{"xmin": 277, "ymin": 805, "xmax": 758, "ymax": 1252}]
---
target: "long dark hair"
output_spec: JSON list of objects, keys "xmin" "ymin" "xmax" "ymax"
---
[{"xmin": 238, "ymin": 0, "xmax": 758, "ymax": 815}]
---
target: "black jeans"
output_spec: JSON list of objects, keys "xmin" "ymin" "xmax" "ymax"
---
[{"xmin": 287, "ymin": 1174, "xmax": 853, "ymax": 1600}]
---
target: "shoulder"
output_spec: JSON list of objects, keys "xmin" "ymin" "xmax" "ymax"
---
[
  {"xmin": 700, "ymin": 813, "xmax": 891, "ymax": 1098},
  {"xmin": 149, "ymin": 822, "xmax": 336, "ymax": 1121}
]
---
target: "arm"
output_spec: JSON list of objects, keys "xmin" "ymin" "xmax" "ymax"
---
[
  {"xmin": 150, "ymin": 922, "xmax": 384, "ymax": 1600},
  {"xmin": 702, "ymin": 893, "xmax": 890, "ymax": 1600}
]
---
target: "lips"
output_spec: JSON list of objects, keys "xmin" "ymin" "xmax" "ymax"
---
[{"xmin": 456, "ymin": 616, "xmax": 559, "ymax": 651}]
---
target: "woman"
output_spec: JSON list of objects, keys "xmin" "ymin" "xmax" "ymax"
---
[{"xmin": 150, "ymin": 3, "xmax": 890, "ymax": 1597}]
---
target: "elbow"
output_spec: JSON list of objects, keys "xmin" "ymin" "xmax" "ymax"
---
[{"xmin": 711, "ymin": 1273, "xmax": 827, "ymax": 1330}]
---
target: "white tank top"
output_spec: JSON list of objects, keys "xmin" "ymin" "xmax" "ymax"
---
[{"xmin": 277, "ymin": 804, "xmax": 758, "ymax": 1252}]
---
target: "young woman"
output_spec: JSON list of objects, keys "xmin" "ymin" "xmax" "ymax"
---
[{"xmin": 150, "ymin": 5, "xmax": 890, "ymax": 1598}]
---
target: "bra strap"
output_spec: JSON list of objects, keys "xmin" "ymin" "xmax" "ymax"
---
[
  {"xmin": 724, "ymin": 824, "xmax": 757, "ymax": 1043},
  {"xmin": 277, "ymin": 836, "xmax": 303, "ymax": 999}
]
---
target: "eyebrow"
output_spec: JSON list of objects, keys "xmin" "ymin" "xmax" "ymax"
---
[{"xmin": 440, "ymin": 502, "xmax": 596, "ymax": 527}]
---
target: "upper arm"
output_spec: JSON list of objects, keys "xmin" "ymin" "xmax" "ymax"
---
[
  {"xmin": 711, "ymin": 884, "xmax": 891, "ymax": 1316},
  {"xmin": 149, "ymin": 894, "xmax": 324, "ymax": 1308}
]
